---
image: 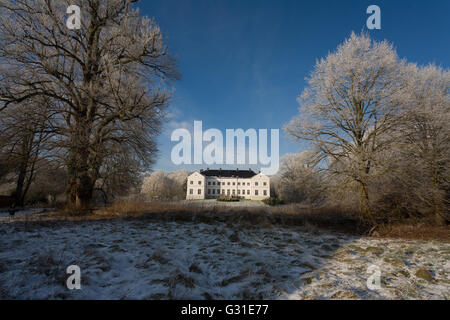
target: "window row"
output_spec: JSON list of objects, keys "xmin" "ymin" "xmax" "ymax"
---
[
  {"xmin": 189, "ymin": 180, "xmax": 268, "ymax": 187},
  {"xmin": 205, "ymin": 181, "xmax": 267, "ymax": 186},
  {"xmin": 203, "ymin": 189, "xmax": 268, "ymax": 196}
]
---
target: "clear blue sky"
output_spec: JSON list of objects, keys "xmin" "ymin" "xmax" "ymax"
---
[{"xmin": 136, "ymin": 0, "xmax": 450, "ymax": 173}]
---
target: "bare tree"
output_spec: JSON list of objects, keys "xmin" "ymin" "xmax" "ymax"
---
[
  {"xmin": 277, "ymin": 152, "xmax": 324, "ymax": 205},
  {"xmin": 140, "ymin": 170, "xmax": 190, "ymax": 201},
  {"xmin": 0, "ymin": 98, "xmax": 53, "ymax": 206},
  {"xmin": 95, "ymin": 146, "xmax": 143, "ymax": 203},
  {"xmin": 0, "ymin": 0, "xmax": 179, "ymax": 211},
  {"xmin": 385, "ymin": 65, "xmax": 450, "ymax": 224},
  {"xmin": 285, "ymin": 32, "xmax": 410, "ymax": 221},
  {"xmin": 25, "ymin": 159, "xmax": 67, "ymax": 206},
  {"xmin": 167, "ymin": 169, "xmax": 190, "ymax": 196},
  {"xmin": 141, "ymin": 171, "xmax": 175, "ymax": 201}
]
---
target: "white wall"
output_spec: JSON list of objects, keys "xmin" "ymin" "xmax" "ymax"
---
[
  {"xmin": 250, "ymin": 173, "xmax": 270, "ymax": 200},
  {"xmin": 186, "ymin": 172, "xmax": 206, "ymax": 200},
  {"xmin": 186, "ymin": 172, "xmax": 270, "ymax": 200}
]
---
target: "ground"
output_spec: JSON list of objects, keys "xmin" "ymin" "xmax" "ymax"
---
[
  {"xmin": 0, "ymin": 208, "xmax": 44, "ymax": 222},
  {"xmin": 0, "ymin": 218, "xmax": 448, "ymax": 300},
  {"xmin": 181, "ymin": 199, "xmax": 269, "ymax": 207}
]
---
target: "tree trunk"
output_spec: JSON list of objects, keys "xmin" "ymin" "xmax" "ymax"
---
[
  {"xmin": 357, "ymin": 156, "xmax": 373, "ymax": 223},
  {"xmin": 65, "ymin": 122, "xmax": 95, "ymax": 213},
  {"xmin": 359, "ymin": 162, "xmax": 374, "ymax": 225},
  {"xmin": 432, "ymin": 189, "xmax": 446, "ymax": 226},
  {"xmin": 430, "ymin": 153, "xmax": 446, "ymax": 226},
  {"xmin": 14, "ymin": 159, "xmax": 27, "ymax": 207},
  {"xmin": 359, "ymin": 181, "xmax": 371, "ymax": 216},
  {"xmin": 14, "ymin": 134, "xmax": 32, "ymax": 207},
  {"xmin": 66, "ymin": 158, "xmax": 95, "ymax": 212}
]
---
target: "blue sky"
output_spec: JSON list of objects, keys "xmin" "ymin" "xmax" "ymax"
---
[{"xmin": 136, "ymin": 0, "xmax": 450, "ymax": 173}]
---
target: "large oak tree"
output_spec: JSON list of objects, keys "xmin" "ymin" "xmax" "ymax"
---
[{"xmin": 0, "ymin": 0, "xmax": 179, "ymax": 211}]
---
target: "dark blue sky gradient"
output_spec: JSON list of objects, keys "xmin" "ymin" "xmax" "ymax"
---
[{"xmin": 136, "ymin": 0, "xmax": 450, "ymax": 172}]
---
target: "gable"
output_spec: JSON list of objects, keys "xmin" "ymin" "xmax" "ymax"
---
[{"xmin": 188, "ymin": 172, "xmax": 204, "ymax": 180}]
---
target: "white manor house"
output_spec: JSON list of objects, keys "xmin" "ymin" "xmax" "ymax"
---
[{"xmin": 186, "ymin": 169, "xmax": 270, "ymax": 200}]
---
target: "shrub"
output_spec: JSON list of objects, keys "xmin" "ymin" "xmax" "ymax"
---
[
  {"xmin": 217, "ymin": 195, "xmax": 240, "ymax": 202},
  {"xmin": 262, "ymin": 197, "xmax": 285, "ymax": 206}
]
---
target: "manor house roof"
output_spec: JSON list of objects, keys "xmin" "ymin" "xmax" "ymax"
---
[{"xmin": 200, "ymin": 169, "xmax": 257, "ymax": 178}]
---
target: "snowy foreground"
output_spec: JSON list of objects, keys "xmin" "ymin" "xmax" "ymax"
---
[{"xmin": 0, "ymin": 219, "xmax": 448, "ymax": 299}]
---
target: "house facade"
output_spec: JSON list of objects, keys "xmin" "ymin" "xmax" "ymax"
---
[{"xmin": 186, "ymin": 169, "xmax": 270, "ymax": 200}]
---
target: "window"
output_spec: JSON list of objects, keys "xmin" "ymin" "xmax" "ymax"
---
[
  {"xmin": 217, "ymin": 189, "xmax": 220, "ymax": 194},
  {"xmin": 237, "ymin": 182, "xmax": 240, "ymax": 186},
  {"xmin": 207, "ymin": 189, "xmax": 211, "ymax": 194},
  {"xmin": 208, "ymin": 181, "xmax": 211, "ymax": 185},
  {"xmin": 227, "ymin": 182, "xmax": 230, "ymax": 185},
  {"xmin": 263, "ymin": 190, "xmax": 267, "ymax": 196},
  {"xmin": 232, "ymin": 189, "xmax": 235, "ymax": 195},
  {"xmin": 212, "ymin": 189, "xmax": 215, "ymax": 195},
  {"xmin": 255, "ymin": 190, "xmax": 258, "ymax": 195},
  {"xmin": 190, "ymin": 181, "xmax": 193, "ymax": 185},
  {"xmin": 263, "ymin": 182, "xmax": 267, "ymax": 186},
  {"xmin": 238, "ymin": 190, "xmax": 240, "ymax": 195},
  {"xmin": 232, "ymin": 182, "xmax": 235, "ymax": 186},
  {"xmin": 189, "ymin": 189, "xmax": 193, "ymax": 194},
  {"xmin": 227, "ymin": 189, "xmax": 230, "ymax": 195},
  {"xmin": 198, "ymin": 189, "xmax": 201, "ymax": 195},
  {"xmin": 213, "ymin": 182, "xmax": 216, "ymax": 185},
  {"xmin": 247, "ymin": 190, "xmax": 250, "ymax": 195},
  {"xmin": 255, "ymin": 182, "xmax": 259, "ymax": 186},
  {"xmin": 222, "ymin": 190, "xmax": 225, "ymax": 194},
  {"xmin": 247, "ymin": 182, "xmax": 250, "ymax": 186},
  {"xmin": 198, "ymin": 181, "xmax": 201, "ymax": 185}
]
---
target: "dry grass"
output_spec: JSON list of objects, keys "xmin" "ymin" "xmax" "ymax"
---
[
  {"xmin": 4, "ymin": 200, "xmax": 449, "ymax": 241},
  {"xmin": 219, "ymin": 269, "xmax": 252, "ymax": 287},
  {"xmin": 373, "ymin": 223, "xmax": 450, "ymax": 241},
  {"xmin": 101, "ymin": 200, "xmax": 363, "ymax": 234},
  {"xmin": 4, "ymin": 200, "xmax": 361, "ymax": 234}
]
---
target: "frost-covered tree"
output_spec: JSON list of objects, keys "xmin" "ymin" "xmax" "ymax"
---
[
  {"xmin": 0, "ymin": 0, "xmax": 179, "ymax": 211},
  {"xmin": 141, "ymin": 170, "xmax": 189, "ymax": 201},
  {"xmin": 285, "ymin": 32, "xmax": 410, "ymax": 220},
  {"xmin": 384, "ymin": 65, "xmax": 450, "ymax": 224},
  {"xmin": 277, "ymin": 152, "xmax": 324, "ymax": 204}
]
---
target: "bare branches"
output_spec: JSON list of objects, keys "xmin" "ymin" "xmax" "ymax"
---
[
  {"xmin": 0, "ymin": 0, "xmax": 179, "ymax": 210},
  {"xmin": 284, "ymin": 32, "xmax": 411, "ymax": 218},
  {"xmin": 285, "ymin": 32, "xmax": 449, "ymax": 224},
  {"xmin": 384, "ymin": 65, "xmax": 450, "ymax": 224}
]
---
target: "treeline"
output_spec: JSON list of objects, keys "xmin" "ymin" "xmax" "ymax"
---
[
  {"xmin": 280, "ymin": 32, "xmax": 449, "ymax": 225},
  {"xmin": 140, "ymin": 170, "xmax": 190, "ymax": 201}
]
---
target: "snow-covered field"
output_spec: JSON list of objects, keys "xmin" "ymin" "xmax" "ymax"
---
[{"xmin": 0, "ymin": 219, "xmax": 448, "ymax": 299}]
